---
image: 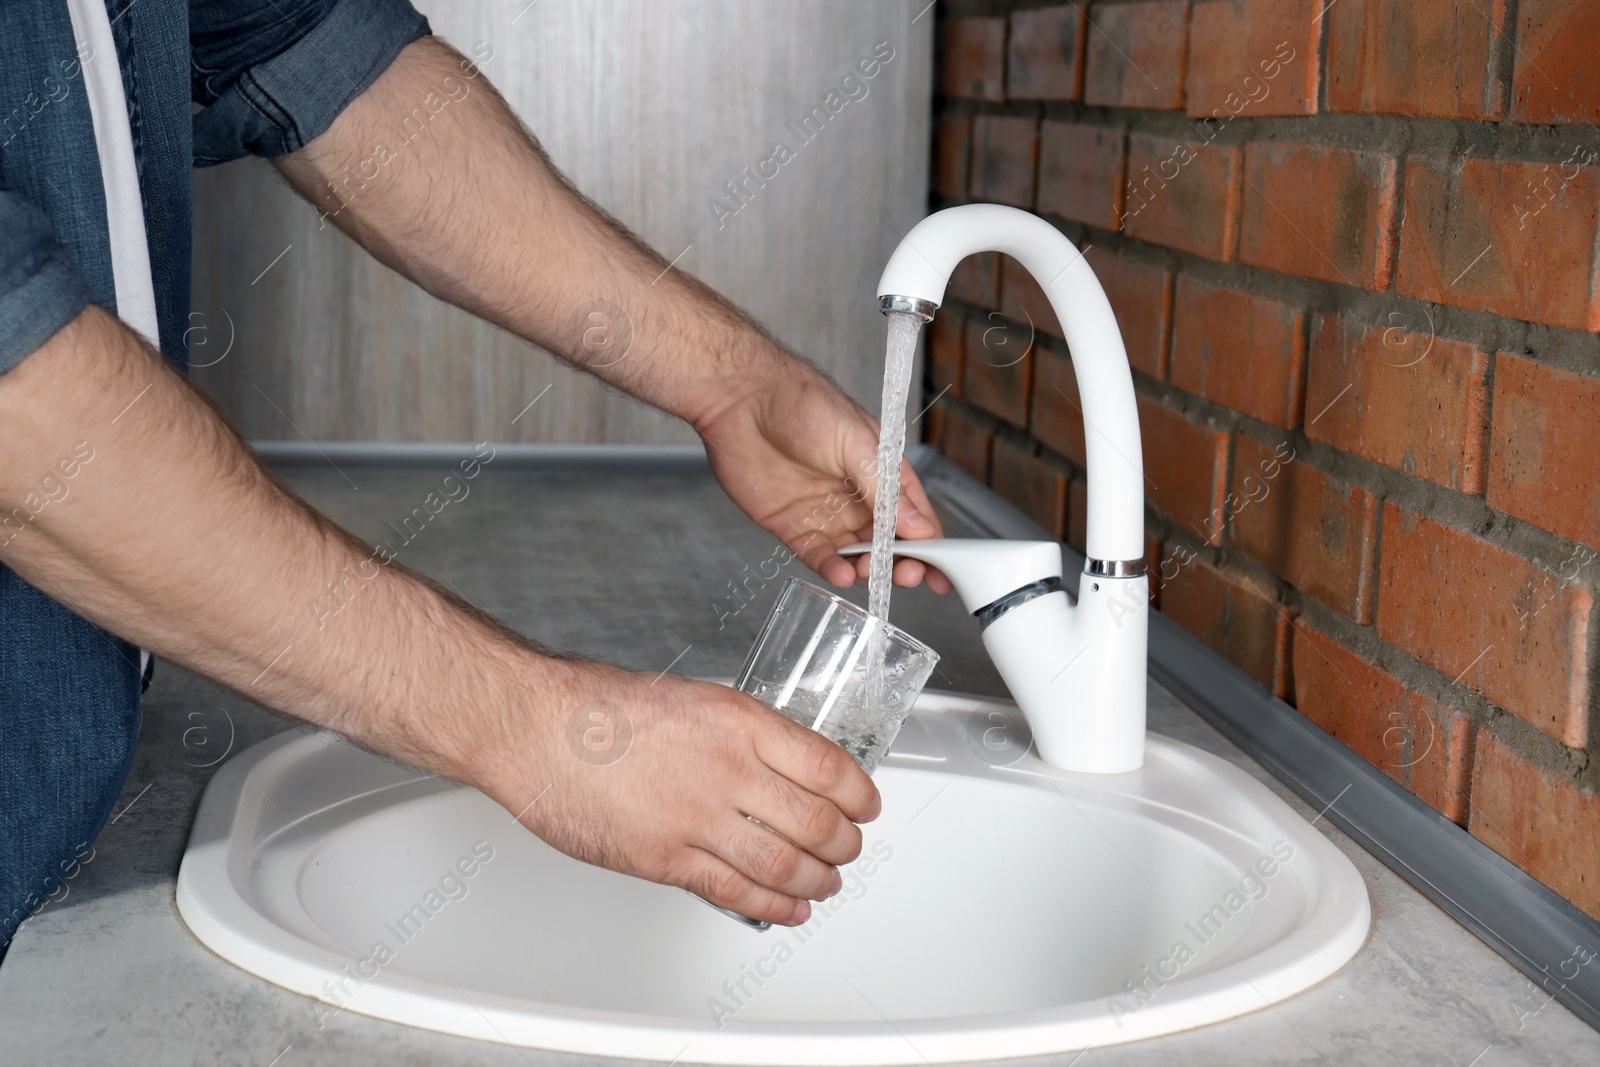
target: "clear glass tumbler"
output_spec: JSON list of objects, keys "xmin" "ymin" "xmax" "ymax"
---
[
  {"xmin": 696, "ymin": 578, "xmax": 940, "ymax": 931},
  {"xmin": 735, "ymin": 578, "xmax": 941, "ymax": 775}
]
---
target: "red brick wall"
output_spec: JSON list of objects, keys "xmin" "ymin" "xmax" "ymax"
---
[{"xmin": 925, "ymin": 0, "xmax": 1600, "ymax": 921}]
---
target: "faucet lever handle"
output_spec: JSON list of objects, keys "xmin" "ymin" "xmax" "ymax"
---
[{"xmin": 837, "ymin": 538, "xmax": 1063, "ymax": 614}]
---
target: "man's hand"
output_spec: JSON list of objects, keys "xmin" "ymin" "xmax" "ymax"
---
[
  {"xmin": 495, "ymin": 664, "xmax": 880, "ymax": 926},
  {"xmin": 695, "ymin": 356, "xmax": 953, "ymax": 593}
]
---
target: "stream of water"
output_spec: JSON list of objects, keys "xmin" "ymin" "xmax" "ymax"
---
[{"xmin": 865, "ymin": 311, "xmax": 926, "ymax": 704}]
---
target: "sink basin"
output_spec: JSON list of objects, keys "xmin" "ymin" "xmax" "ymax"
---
[{"xmin": 177, "ymin": 690, "xmax": 1369, "ymax": 1065}]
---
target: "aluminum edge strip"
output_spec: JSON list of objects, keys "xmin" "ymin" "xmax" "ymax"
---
[{"xmin": 251, "ymin": 441, "xmax": 710, "ymax": 471}]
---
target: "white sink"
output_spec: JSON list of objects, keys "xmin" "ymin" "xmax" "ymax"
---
[{"xmin": 177, "ymin": 690, "xmax": 1369, "ymax": 1065}]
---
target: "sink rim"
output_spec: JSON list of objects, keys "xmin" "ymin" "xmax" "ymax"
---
[{"xmin": 177, "ymin": 690, "xmax": 1371, "ymax": 1065}]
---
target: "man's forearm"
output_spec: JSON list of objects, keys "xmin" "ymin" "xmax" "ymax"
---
[
  {"xmin": 274, "ymin": 36, "xmax": 788, "ymax": 431},
  {"xmin": 0, "ymin": 306, "xmax": 548, "ymax": 784}
]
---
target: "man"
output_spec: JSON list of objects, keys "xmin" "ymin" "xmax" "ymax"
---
[{"xmin": 0, "ymin": 0, "xmax": 948, "ymax": 949}]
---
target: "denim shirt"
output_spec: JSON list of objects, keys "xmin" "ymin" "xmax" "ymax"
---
[
  {"xmin": 0, "ymin": 0, "xmax": 430, "ymax": 959},
  {"xmin": 0, "ymin": 0, "xmax": 431, "ymax": 372}
]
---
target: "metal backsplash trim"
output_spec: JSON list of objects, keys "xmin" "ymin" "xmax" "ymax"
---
[{"xmin": 251, "ymin": 440, "xmax": 710, "ymax": 472}]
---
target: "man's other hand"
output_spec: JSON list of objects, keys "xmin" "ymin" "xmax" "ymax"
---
[
  {"xmin": 491, "ymin": 663, "xmax": 881, "ymax": 927},
  {"xmin": 694, "ymin": 358, "xmax": 953, "ymax": 594}
]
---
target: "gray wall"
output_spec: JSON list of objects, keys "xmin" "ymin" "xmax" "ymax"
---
[{"xmin": 190, "ymin": 0, "xmax": 934, "ymax": 444}]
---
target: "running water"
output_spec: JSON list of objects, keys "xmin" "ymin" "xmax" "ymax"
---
[{"xmin": 865, "ymin": 311, "xmax": 926, "ymax": 704}]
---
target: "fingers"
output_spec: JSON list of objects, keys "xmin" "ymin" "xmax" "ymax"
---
[
  {"xmin": 791, "ymin": 530, "xmax": 859, "ymax": 588},
  {"xmin": 849, "ymin": 549, "xmax": 926, "ymax": 588},
  {"xmin": 786, "ymin": 457, "xmax": 945, "ymax": 592},
  {"xmin": 820, "ymin": 557, "xmax": 859, "ymax": 587},
  {"xmin": 893, "ymin": 556, "xmax": 928, "ymax": 588},
  {"xmin": 746, "ymin": 770, "xmax": 864, "ymax": 867},
  {"xmin": 799, "ymin": 535, "xmax": 936, "ymax": 591},
  {"xmin": 680, "ymin": 691, "xmax": 865, "ymax": 918},
  {"xmin": 752, "ymin": 709, "xmax": 881, "ymax": 826},
  {"xmin": 674, "ymin": 846, "xmax": 813, "ymax": 927},
  {"xmin": 828, "ymin": 459, "xmax": 952, "ymax": 593},
  {"xmin": 843, "ymin": 534, "xmax": 953, "ymax": 593},
  {"xmin": 717, "ymin": 811, "xmax": 843, "ymax": 902}
]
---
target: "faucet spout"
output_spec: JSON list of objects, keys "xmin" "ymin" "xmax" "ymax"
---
[{"xmin": 878, "ymin": 204, "xmax": 1144, "ymax": 567}]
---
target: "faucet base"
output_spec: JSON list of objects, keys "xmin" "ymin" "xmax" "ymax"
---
[{"xmin": 983, "ymin": 576, "xmax": 1149, "ymax": 773}]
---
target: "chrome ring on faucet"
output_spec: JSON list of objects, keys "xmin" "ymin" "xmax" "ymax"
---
[
  {"xmin": 1086, "ymin": 557, "xmax": 1147, "ymax": 578},
  {"xmin": 879, "ymin": 294, "xmax": 938, "ymax": 321},
  {"xmin": 974, "ymin": 576, "xmax": 1065, "ymax": 632}
]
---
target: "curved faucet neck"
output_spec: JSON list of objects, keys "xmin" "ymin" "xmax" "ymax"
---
[{"xmin": 877, "ymin": 204, "xmax": 1146, "ymax": 565}]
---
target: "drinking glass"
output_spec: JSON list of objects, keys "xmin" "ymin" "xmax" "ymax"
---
[
  {"xmin": 736, "ymin": 578, "xmax": 940, "ymax": 774},
  {"xmin": 695, "ymin": 578, "xmax": 940, "ymax": 931}
]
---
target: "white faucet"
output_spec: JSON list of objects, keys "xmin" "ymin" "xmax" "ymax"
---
[{"xmin": 852, "ymin": 203, "xmax": 1149, "ymax": 774}]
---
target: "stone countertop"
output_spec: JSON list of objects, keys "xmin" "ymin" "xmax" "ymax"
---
[{"xmin": 3, "ymin": 459, "xmax": 1596, "ymax": 1066}]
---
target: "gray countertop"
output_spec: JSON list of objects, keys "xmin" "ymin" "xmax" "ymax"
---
[{"xmin": 3, "ymin": 458, "xmax": 1596, "ymax": 1066}]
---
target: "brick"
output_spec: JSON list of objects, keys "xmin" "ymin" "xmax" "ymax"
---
[
  {"xmin": 934, "ymin": 116, "xmax": 971, "ymax": 200},
  {"xmin": 1327, "ymin": 0, "xmax": 1507, "ymax": 119},
  {"xmin": 1377, "ymin": 503, "xmax": 1593, "ymax": 748},
  {"xmin": 1398, "ymin": 156, "xmax": 1600, "ymax": 332},
  {"xmin": 1139, "ymin": 396, "xmax": 1229, "ymax": 544},
  {"xmin": 1037, "ymin": 122, "xmax": 1125, "ymax": 231},
  {"xmin": 1169, "ymin": 278, "xmax": 1306, "ymax": 428},
  {"xmin": 1292, "ymin": 622, "xmax": 1471, "ymax": 823},
  {"xmin": 1305, "ymin": 315, "xmax": 1489, "ymax": 492},
  {"xmin": 1160, "ymin": 554, "xmax": 1290, "ymax": 696},
  {"xmin": 1084, "ymin": 247, "xmax": 1172, "ymax": 378},
  {"xmin": 1512, "ymin": 0, "xmax": 1600, "ymax": 125},
  {"xmin": 1007, "ymin": 6, "xmax": 1087, "ymax": 101},
  {"xmin": 1123, "ymin": 134, "xmax": 1242, "ymax": 261},
  {"xmin": 939, "ymin": 405, "xmax": 992, "ymax": 482},
  {"xmin": 1068, "ymin": 478, "xmax": 1089, "ymax": 553},
  {"xmin": 1230, "ymin": 435, "xmax": 1378, "ymax": 621},
  {"xmin": 927, "ymin": 307, "xmax": 965, "ymax": 399},
  {"xmin": 941, "ymin": 17, "xmax": 1006, "ymax": 102},
  {"xmin": 1471, "ymin": 731, "xmax": 1600, "ymax": 921},
  {"xmin": 1487, "ymin": 354, "xmax": 1600, "ymax": 550},
  {"xmin": 948, "ymin": 251, "xmax": 1001, "ymax": 308},
  {"xmin": 1239, "ymin": 142, "xmax": 1400, "ymax": 289},
  {"xmin": 1032, "ymin": 349, "xmax": 1086, "ymax": 467},
  {"xmin": 990, "ymin": 438, "xmax": 1067, "ymax": 538},
  {"xmin": 1084, "ymin": 0, "xmax": 1189, "ymax": 110},
  {"xmin": 1409, "ymin": 708, "xmax": 1477, "ymax": 826},
  {"xmin": 970, "ymin": 116, "xmax": 1038, "ymax": 208},
  {"xmin": 963, "ymin": 312, "xmax": 1031, "ymax": 427},
  {"xmin": 1188, "ymin": 0, "xmax": 1318, "ymax": 118},
  {"xmin": 1000, "ymin": 256, "xmax": 1059, "ymax": 340}
]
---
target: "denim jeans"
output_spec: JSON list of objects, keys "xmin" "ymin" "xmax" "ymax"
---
[{"xmin": 0, "ymin": 0, "xmax": 428, "ymax": 961}]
